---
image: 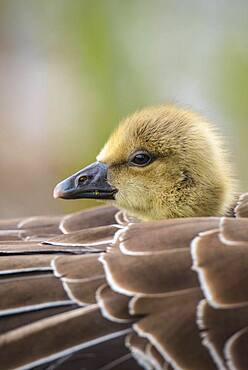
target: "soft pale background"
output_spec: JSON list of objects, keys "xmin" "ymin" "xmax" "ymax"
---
[{"xmin": 1, "ymin": 1, "xmax": 248, "ymax": 217}]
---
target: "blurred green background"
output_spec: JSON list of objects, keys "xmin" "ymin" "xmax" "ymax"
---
[{"xmin": 1, "ymin": 0, "xmax": 248, "ymax": 217}]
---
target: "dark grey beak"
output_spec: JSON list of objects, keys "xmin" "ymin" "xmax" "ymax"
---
[{"xmin": 53, "ymin": 161, "xmax": 117, "ymax": 200}]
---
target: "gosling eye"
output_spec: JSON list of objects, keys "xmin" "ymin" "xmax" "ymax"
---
[{"xmin": 129, "ymin": 151, "xmax": 153, "ymax": 167}]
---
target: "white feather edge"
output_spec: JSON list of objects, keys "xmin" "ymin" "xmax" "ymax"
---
[
  {"xmin": 51, "ymin": 257, "xmax": 104, "ymax": 283},
  {"xmin": 99, "ymin": 253, "xmax": 135, "ymax": 297},
  {"xmin": 44, "ymin": 224, "xmax": 123, "ymax": 247},
  {"xmin": 224, "ymin": 326, "xmax": 248, "ymax": 370},
  {"xmin": 133, "ymin": 323, "xmax": 183, "ymax": 370},
  {"xmin": 112, "ymin": 226, "xmax": 129, "ymax": 244},
  {"xmin": 0, "ymin": 267, "xmax": 52, "ymax": 275},
  {"xmin": 191, "ymin": 227, "xmax": 248, "ymax": 309},
  {"xmin": 234, "ymin": 192, "xmax": 248, "ymax": 218},
  {"xmin": 59, "ymin": 214, "xmax": 73, "ymax": 234},
  {"xmin": 114, "ymin": 210, "xmax": 130, "ymax": 226},
  {"xmin": 146, "ymin": 342, "xmax": 166, "ymax": 370},
  {"xmin": 119, "ymin": 240, "xmax": 189, "ymax": 256},
  {"xmin": 196, "ymin": 299, "xmax": 227, "ymax": 370},
  {"xmin": 191, "ymin": 228, "xmax": 222, "ymax": 309},
  {"xmin": 99, "ymin": 248, "xmax": 194, "ymax": 298},
  {"xmin": 125, "ymin": 334, "xmax": 154, "ymax": 370},
  {"xmin": 61, "ymin": 280, "xmax": 100, "ymax": 306},
  {"xmin": 0, "ymin": 301, "xmax": 74, "ymax": 317},
  {"xmin": 128, "ymin": 287, "xmax": 200, "ymax": 315},
  {"xmin": 219, "ymin": 217, "xmax": 248, "ymax": 247},
  {"xmin": 96, "ymin": 284, "xmax": 133, "ymax": 324},
  {"xmin": 59, "ymin": 213, "xmax": 123, "ymax": 234}
]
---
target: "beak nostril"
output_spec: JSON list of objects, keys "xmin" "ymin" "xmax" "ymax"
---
[
  {"xmin": 77, "ymin": 175, "xmax": 94, "ymax": 187},
  {"xmin": 54, "ymin": 162, "xmax": 116, "ymax": 199},
  {"xmin": 78, "ymin": 176, "xmax": 87, "ymax": 182},
  {"xmin": 78, "ymin": 175, "xmax": 88, "ymax": 185}
]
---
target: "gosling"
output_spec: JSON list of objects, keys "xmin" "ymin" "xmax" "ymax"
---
[{"xmin": 54, "ymin": 105, "xmax": 235, "ymax": 221}]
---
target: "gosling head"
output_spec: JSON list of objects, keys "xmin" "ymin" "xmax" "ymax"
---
[{"xmin": 54, "ymin": 105, "xmax": 235, "ymax": 221}]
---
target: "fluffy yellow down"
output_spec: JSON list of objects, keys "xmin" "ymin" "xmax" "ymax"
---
[{"xmin": 97, "ymin": 105, "xmax": 235, "ymax": 221}]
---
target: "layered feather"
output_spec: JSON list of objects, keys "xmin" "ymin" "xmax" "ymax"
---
[{"xmin": 0, "ymin": 195, "xmax": 248, "ymax": 369}]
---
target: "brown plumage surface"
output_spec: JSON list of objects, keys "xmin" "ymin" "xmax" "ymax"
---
[{"xmin": 0, "ymin": 197, "xmax": 247, "ymax": 370}]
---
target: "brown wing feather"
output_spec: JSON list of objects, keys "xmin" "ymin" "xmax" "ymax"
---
[
  {"xmin": 192, "ymin": 229, "xmax": 248, "ymax": 308},
  {"xmin": 197, "ymin": 300, "xmax": 248, "ymax": 370},
  {"xmin": 133, "ymin": 291, "xmax": 217, "ymax": 370},
  {"xmin": 60, "ymin": 205, "xmax": 119, "ymax": 233},
  {"xmin": 0, "ymin": 305, "xmax": 130, "ymax": 370},
  {"xmin": 234, "ymin": 193, "xmax": 248, "ymax": 218},
  {"xmin": 225, "ymin": 327, "xmax": 248, "ymax": 370},
  {"xmin": 1, "ymin": 196, "xmax": 248, "ymax": 370}
]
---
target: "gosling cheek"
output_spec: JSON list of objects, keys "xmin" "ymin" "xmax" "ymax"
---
[
  {"xmin": 116, "ymin": 186, "xmax": 148, "ymax": 208},
  {"xmin": 106, "ymin": 170, "xmax": 120, "ymax": 188},
  {"xmin": 107, "ymin": 173, "xmax": 131, "ymax": 193}
]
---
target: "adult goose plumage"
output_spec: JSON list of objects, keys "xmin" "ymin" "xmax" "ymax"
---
[{"xmin": 0, "ymin": 105, "xmax": 247, "ymax": 370}]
